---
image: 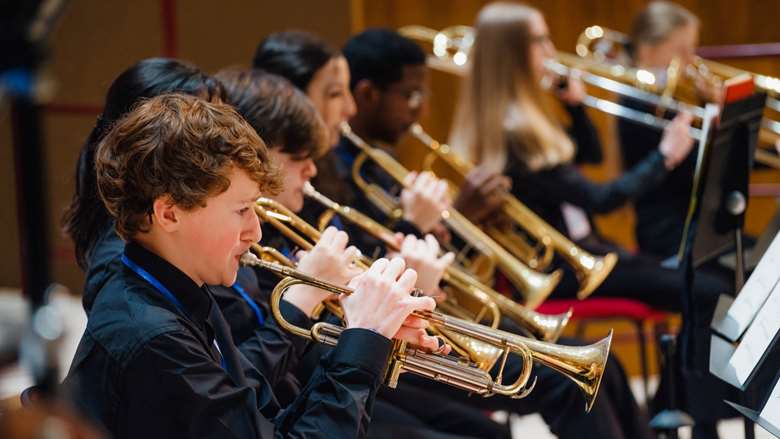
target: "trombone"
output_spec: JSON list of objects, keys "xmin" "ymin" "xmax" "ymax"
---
[
  {"xmin": 303, "ymin": 182, "xmax": 572, "ymax": 342},
  {"xmin": 576, "ymin": 25, "xmax": 780, "ymax": 167},
  {"xmin": 398, "ymin": 25, "xmax": 715, "ymax": 142},
  {"xmin": 341, "ymin": 122, "xmax": 562, "ymax": 310},
  {"xmin": 409, "ymin": 124, "xmax": 618, "ymax": 300},
  {"xmin": 240, "ymin": 249, "xmax": 613, "ymax": 411}
]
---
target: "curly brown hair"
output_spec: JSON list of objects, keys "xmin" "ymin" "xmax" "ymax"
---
[{"xmin": 95, "ymin": 93, "xmax": 281, "ymax": 240}]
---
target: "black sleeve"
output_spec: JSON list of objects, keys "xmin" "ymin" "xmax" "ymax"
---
[
  {"xmin": 211, "ymin": 270, "xmax": 312, "ymax": 391},
  {"xmin": 235, "ymin": 301, "xmax": 313, "ymax": 390},
  {"xmin": 531, "ymin": 150, "xmax": 669, "ymax": 214},
  {"xmin": 127, "ymin": 327, "xmax": 391, "ymax": 438},
  {"xmin": 566, "ymin": 104, "xmax": 603, "ymax": 165}
]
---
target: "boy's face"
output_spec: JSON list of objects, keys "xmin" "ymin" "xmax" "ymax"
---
[
  {"xmin": 371, "ymin": 64, "xmax": 427, "ymax": 144},
  {"xmin": 268, "ymin": 149, "xmax": 317, "ymax": 212},
  {"xmin": 175, "ymin": 167, "xmax": 262, "ymax": 286}
]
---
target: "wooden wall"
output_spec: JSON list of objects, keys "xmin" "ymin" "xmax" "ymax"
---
[
  {"xmin": 360, "ymin": 0, "xmax": 780, "ymax": 250},
  {"xmin": 2, "ymin": 0, "xmax": 779, "ymax": 296}
]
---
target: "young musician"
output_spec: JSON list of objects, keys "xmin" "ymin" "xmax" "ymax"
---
[
  {"xmin": 450, "ymin": 4, "xmax": 738, "ymax": 438},
  {"xmin": 62, "ymin": 92, "xmax": 438, "ymax": 438},
  {"xmin": 446, "ymin": 2, "xmax": 730, "ymax": 312},
  {"xmin": 216, "ymin": 67, "xmax": 507, "ymax": 438},
  {"xmin": 298, "ymin": 27, "xmax": 655, "ymax": 439},
  {"xmin": 617, "ymin": 1, "xmax": 711, "ymax": 259},
  {"xmin": 253, "ymin": 31, "xmax": 451, "ymax": 250},
  {"xmin": 61, "ymin": 59, "xmax": 347, "ymax": 393},
  {"xmin": 619, "ymin": 4, "xmax": 747, "ymax": 438}
]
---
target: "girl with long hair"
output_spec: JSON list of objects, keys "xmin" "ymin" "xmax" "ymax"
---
[{"xmin": 449, "ymin": 2, "xmax": 714, "ymax": 312}]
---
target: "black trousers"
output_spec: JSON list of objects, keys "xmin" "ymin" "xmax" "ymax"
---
[
  {"xmin": 550, "ymin": 236, "xmax": 730, "ymax": 313},
  {"xmin": 555, "ymin": 237, "xmax": 741, "ymax": 438}
]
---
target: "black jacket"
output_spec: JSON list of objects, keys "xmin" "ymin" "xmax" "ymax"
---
[
  {"xmin": 617, "ymin": 97, "xmax": 695, "ymax": 258},
  {"xmin": 507, "ymin": 104, "xmax": 670, "ymax": 238},
  {"xmin": 82, "ymin": 225, "xmax": 310, "ymax": 392},
  {"xmin": 67, "ymin": 240, "xmax": 391, "ymax": 438}
]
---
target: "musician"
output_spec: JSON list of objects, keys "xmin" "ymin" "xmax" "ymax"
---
[
  {"xmin": 446, "ymin": 2, "xmax": 733, "ymax": 313},
  {"xmin": 217, "ymin": 67, "xmax": 509, "ymax": 438},
  {"xmin": 617, "ymin": 1, "xmax": 710, "ymax": 260},
  {"xmin": 253, "ymin": 31, "xmax": 452, "ymax": 253},
  {"xmin": 62, "ymin": 59, "xmax": 330, "ymax": 393},
  {"xmin": 450, "ymin": 4, "xmax": 740, "ymax": 438},
  {"xmin": 618, "ymin": 4, "xmax": 747, "ymax": 438},
  {"xmin": 259, "ymin": 27, "xmax": 654, "ymax": 439},
  {"xmin": 62, "ymin": 92, "xmax": 440, "ymax": 438}
]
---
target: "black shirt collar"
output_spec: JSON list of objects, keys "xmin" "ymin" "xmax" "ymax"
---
[{"xmin": 124, "ymin": 241, "xmax": 212, "ymax": 324}]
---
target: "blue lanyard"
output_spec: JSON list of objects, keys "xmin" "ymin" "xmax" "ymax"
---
[
  {"xmin": 231, "ymin": 283, "xmax": 264, "ymax": 327},
  {"xmin": 121, "ymin": 254, "xmax": 188, "ymax": 318},
  {"xmin": 121, "ymin": 253, "xmax": 226, "ymax": 369}
]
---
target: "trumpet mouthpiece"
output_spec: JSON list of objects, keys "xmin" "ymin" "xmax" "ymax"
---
[{"xmin": 240, "ymin": 252, "xmax": 261, "ymax": 266}]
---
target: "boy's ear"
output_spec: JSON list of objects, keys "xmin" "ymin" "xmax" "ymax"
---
[
  {"xmin": 353, "ymin": 79, "xmax": 380, "ymax": 107},
  {"xmin": 152, "ymin": 195, "xmax": 181, "ymax": 232}
]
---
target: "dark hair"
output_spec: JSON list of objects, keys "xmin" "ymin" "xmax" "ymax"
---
[
  {"xmin": 215, "ymin": 68, "xmax": 328, "ymax": 159},
  {"xmin": 62, "ymin": 58, "xmax": 224, "ymax": 269},
  {"xmin": 342, "ymin": 28, "xmax": 426, "ymax": 90},
  {"xmin": 96, "ymin": 93, "xmax": 279, "ymax": 240},
  {"xmin": 252, "ymin": 31, "xmax": 338, "ymax": 92}
]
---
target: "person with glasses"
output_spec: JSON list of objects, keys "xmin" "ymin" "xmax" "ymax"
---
[{"xmin": 309, "ymin": 26, "xmax": 661, "ymax": 439}]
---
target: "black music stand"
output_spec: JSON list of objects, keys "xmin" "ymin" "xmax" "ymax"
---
[{"xmin": 676, "ymin": 89, "xmax": 767, "ymax": 439}]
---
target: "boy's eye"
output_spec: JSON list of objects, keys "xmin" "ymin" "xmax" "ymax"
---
[{"xmin": 239, "ymin": 207, "xmax": 250, "ymax": 215}]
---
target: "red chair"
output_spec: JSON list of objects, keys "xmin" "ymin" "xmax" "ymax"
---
[{"xmin": 537, "ymin": 297, "xmax": 672, "ymax": 400}]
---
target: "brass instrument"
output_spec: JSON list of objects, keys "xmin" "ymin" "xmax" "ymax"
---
[
  {"xmin": 399, "ymin": 25, "xmax": 712, "ymax": 142},
  {"xmin": 410, "ymin": 124, "xmax": 618, "ymax": 300},
  {"xmin": 303, "ymin": 182, "xmax": 571, "ymax": 342},
  {"xmin": 576, "ymin": 25, "xmax": 780, "ymax": 167},
  {"xmin": 241, "ymin": 250, "xmax": 613, "ymax": 411},
  {"xmin": 341, "ymin": 122, "xmax": 562, "ymax": 310},
  {"xmin": 253, "ymin": 197, "xmax": 503, "ymax": 370}
]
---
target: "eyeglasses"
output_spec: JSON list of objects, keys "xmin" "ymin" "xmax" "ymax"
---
[{"xmin": 387, "ymin": 87, "xmax": 428, "ymax": 110}]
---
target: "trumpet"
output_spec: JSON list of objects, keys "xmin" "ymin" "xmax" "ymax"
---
[
  {"xmin": 341, "ymin": 122, "xmax": 561, "ymax": 310},
  {"xmin": 240, "ymin": 250, "xmax": 613, "ymax": 411},
  {"xmin": 410, "ymin": 124, "xmax": 618, "ymax": 300},
  {"xmin": 253, "ymin": 197, "xmax": 503, "ymax": 370},
  {"xmin": 303, "ymin": 182, "xmax": 571, "ymax": 342}
]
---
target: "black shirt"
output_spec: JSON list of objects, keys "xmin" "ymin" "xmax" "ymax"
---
[
  {"xmin": 617, "ymin": 97, "xmax": 695, "ymax": 258},
  {"xmin": 83, "ymin": 225, "xmax": 312, "ymax": 393},
  {"xmin": 507, "ymin": 105, "xmax": 670, "ymax": 238},
  {"xmin": 65, "ymin": 240, "xmax": 392, "ymax": 438}
]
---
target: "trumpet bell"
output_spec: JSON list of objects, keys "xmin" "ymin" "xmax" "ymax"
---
[{"xmin": 575, "ymin": 251, "xmax": 618, "ymax": 300}]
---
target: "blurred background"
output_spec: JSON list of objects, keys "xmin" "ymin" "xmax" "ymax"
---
[
  {"xmin": 2, "ymin": 3, "xmax": 779, "ymax": 424},
  {"xmin": 3, "ymin": 0, "xmax": 779, "ymax": 294}
]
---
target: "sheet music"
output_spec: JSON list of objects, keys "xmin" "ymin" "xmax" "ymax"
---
[
  {"xmin": 712, "ymin": 230, "xmax": 780, "ymax": 341},
  {"xmin": 710, "ymin": 334, "xmax": 739, "ymax": 387},
  {"xmin": 729, "ymin": 280, "xmax": 780, "ymax": 387},
  {"xmin": 761, "ymin": 377, "xmax": 780, "ymax": 434}
]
